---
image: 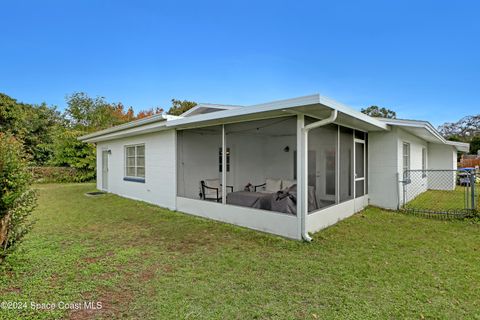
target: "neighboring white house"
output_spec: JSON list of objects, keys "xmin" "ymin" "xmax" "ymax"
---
[{"xmin": 79, "ymin": 94, "xmax": 469, "ymax": 241}]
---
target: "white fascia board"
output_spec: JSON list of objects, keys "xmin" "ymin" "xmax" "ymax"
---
[
  {"xmin": 378, "ymin": 118, "xmax": 445, "ymax": 141},
  {"xmin": 80, "ymin": 93, "xmax": 389, "ymax": 142},
  {"xmin": 167, "ymin": 94, "xmax": 322, "ymax": 128},
  {"xmin": 318, "ymin": 95, "xmax": 389, "ymax": 130},
  {"xmin": 167, "ymin": 94, "xmax": 388, "ymax": 130},
  {"xmin": 446, "ymin": 141, "xmax": 470, "ymax": 152},
  {"xmin": 81, "ymin": 121, "xmax": 170, "ymax": 143},
  {"xmin": 78, "ymin": 114, "xmax": 181, "ymax": 142}
]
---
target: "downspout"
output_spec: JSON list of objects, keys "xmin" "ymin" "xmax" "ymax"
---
[{"xmin": 301, "ymin": 109, "xmax": 338, "ymax": 242}]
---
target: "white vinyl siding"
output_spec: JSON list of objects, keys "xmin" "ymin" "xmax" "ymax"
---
[{"xmin": 125, "ymin": 144, "xmax": 145, "ymax": 179}]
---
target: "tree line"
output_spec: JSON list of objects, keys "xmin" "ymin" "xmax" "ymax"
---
[
  {"xmin": 0, "ymin": 92, "xmax": 197, "ymax": 181},
  {"xmin": 1, "ymin": 95, "xmax": 478, "ymax": 178}
]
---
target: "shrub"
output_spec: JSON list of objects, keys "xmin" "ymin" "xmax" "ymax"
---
[
  {"xmin": 0, "ymin": 133, "xmax": 37, "ymax": 261},
  {"xmin": 50, "ymin": 129, "xmax": 96, "ymax": 182},
  {"xmin": 31, "ymin": 166, "xmax": 94, "ymax": 183}
]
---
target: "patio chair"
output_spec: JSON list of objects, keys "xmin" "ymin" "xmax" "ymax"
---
[{"xmin": 200, "ymin": 179, "xmax": 233, "ymax": 202}]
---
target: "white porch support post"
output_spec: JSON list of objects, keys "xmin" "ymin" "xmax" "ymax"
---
[
  {"xmin": 301, "ymin": 109, "xmax": 338, "ymax": 242},
  {"xmin": 296, "ymin": 114, "xmax": 305, "ymax": 240},
  {"xmin": 222, "ymin": 124, "xmax": 227, "ymax": 204}
]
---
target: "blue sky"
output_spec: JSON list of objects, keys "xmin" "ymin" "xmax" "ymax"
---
[{"xmin": 1, "ymin": 0, "xmax": 478, "ymax": 126}]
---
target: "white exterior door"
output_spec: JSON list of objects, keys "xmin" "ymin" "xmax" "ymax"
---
[{"xmin": 102, "ymin": 150, "xmax": 109, "ymax": 191}]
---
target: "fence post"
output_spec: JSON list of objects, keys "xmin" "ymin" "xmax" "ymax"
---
[{"xmin": 471, "ymin": 171, "xmax": 476, "ymax": 211}]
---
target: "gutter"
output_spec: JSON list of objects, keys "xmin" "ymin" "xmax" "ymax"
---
[{"xmin": 300, "ymin": 109, "xmax": 338, "ymax": 242}]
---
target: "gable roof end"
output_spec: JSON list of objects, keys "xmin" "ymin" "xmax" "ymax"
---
[{"xmin": 180, "ymin": 103, "xmax": 244, "ymax": 117}]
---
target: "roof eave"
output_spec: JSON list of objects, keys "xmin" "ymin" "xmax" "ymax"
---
[
  {"xmin": 378, "ymin": 118, "xmax": 471, "ymax": 151},
  {"xmin": 78, "ymin": 114, "xmax": 180, "ymax": 142},
  {"xmin": 446, "ymin": 141, "xmax": 470, "ymax": 152},
  {"xmin": 167, "ymin": 94, "xmax": 389, "ymax": 131},
  {"xmin": 79, "ymin": 93, "xmax": 389, "ymax": 142}
]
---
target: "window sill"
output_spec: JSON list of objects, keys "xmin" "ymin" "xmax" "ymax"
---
[{"xmin": 123, "ymin": 177, "xmax": 145, "ymax": 183}]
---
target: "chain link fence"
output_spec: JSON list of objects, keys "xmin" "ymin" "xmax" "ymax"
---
[{"xmin": 401, "ymin": 169, "xmax": 479, "ymax": 218}]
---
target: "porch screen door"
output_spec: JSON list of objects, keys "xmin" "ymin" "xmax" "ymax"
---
[{"xmin": 354, "ymin": 140, "xmax": 365, "ymax": 198}]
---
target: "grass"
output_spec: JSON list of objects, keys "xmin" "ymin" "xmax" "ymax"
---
[
  {"xmin": 406, "ymin": 185, "xmax": 480, "ymax": 213},
  {"xmin": 1, "ymin": 183, "xmax": 479, "ymax": 319}
]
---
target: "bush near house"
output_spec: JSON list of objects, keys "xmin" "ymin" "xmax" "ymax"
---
[
  {"xmin": 0, "ymin": 134, "xmax": 37, "ymax": 261},
  {"xmin": 30, "ymin": 166, "xmax": 93, "ymax": 183}
]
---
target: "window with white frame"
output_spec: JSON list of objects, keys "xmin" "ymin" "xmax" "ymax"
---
[
  {"xmin": 403, "ymin": 142, "xmax": 410, "ymax": 181},
  {"xmin": 125, "ymin": 144, "xmax": 145, "ymax": 179},
  {"xmin": 219, "ymin": 147, "xmax": 230, "ymax": 172},
  {"xmin": 422, "ymin": 147, "xmax": 427, "ymax": 177}
]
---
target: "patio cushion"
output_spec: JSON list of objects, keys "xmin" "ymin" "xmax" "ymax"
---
[
  {"xmin": 282, "ymin": 179, "xmax": 297, "ymax": 189},
  {"xmin": 203, "ymin": 179, "xmax": 221, "ymax": 196},
  {"xmin": 265, "ymin": 178, "xmax": 282, "ymax": 192}
]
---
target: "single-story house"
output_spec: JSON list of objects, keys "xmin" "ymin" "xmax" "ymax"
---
[{"xmin": 79, "ymin": 94, "xmax": 469, "ymax": 240}]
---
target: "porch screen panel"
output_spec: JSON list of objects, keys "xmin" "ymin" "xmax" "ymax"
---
[
  {"xmin": 225, "ymin": 117, "xmax": 297, "ymax": 214},
  {"xmin": 176, "ymin": 126, "xmax": 223, "ymax": 201},
  {"xmin": 339, "ymin": 126, "xmax": 354, "ymax": 202},
  {"xmin": 307, "ymin": 118, "xmax": 338, "ymax": 211},
  {"xmin": 355, "ymin": 143, "xmax": 365, "ymax": 178},
  {"xmin": 365, "ymin": 133, "xmax": 368, "ymax": 194},
  {"xmin": 355, "ymin": 180, "xmax": 365, "ymax": 197}
]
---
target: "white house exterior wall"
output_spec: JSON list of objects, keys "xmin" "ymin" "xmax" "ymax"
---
[
  {"xmin": 96, "ymin": 130, "xmax": 177, "ymax": 210},
  {"xmin": 368, "ymin": 129, "xmax": 399, "ymax": 209},
  {"xmin": 395, "ymin": 127, "xmax": 429, "ymax": 203},
  {"xmin": 368, "ymin": 127, "xmax": 430, "ymax": 209},
  {"xmin": 427, "ymin": 143, "xmax": 457, "ymax": 190}
]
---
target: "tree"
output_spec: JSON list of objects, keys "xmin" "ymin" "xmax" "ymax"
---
[
  {"xmin": 64, "ymin": 92, "xmax": 134, "ymax": 131},
  {"xmin": 0, "ymin": 93, "xmax": 26, "ymax": 137},
  {"xmin": 470, "ymin": 136, "xmax": 480, "ymax": 155},
  {"xmin": 361, "ymin": 106, "xmax": 397, "ymax": 119},
  {"xmin": 136, "ymin": 107, "xmax": 164, "ymax": 119},
  {"xmin": 50, "ymin": 129, "xmax": 96, "ymax": 181},
  {"xmin": 438, "ymin": 115, "xmax": 480, "ymax": 142},
  {"xmin": 54, "ymin": 92, "xmax": 151, "ymax": 180},
  {"xmin": 22, "ymin": 103, "xmax": 62, "ymax": 164},
  {"xmin": 0, "ymin": 134, "xmax": 36, "ymax": 261},
  {"xmin": 167, "ymin": 99, "xmax": 197, "ymax": 116},
  {"xmin": 0, "ymin": 93, "xmax": 62, "ymax": 165}
]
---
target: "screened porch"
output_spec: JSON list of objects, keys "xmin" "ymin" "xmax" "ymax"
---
[{"xmin": 176, "ymin": 115, "xmax": 368, "ymax": 217}]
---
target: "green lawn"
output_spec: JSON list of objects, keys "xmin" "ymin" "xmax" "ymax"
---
[
  {"xmin": 406, "ymin": 185, "xmax": 480, "ymax": 213},
  {"xmin": 1, "ymin": 184, "xmax": 480, "ymax": 319}
]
